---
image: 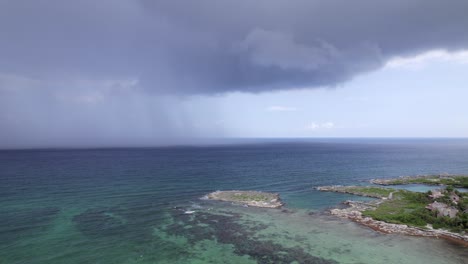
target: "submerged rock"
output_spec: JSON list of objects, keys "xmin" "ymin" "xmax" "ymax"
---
[
  {"xmin": 164, "ymin": 209, "xmax": 338, "ymax": 263},
  {"xmin": 72, "ymin": 208, "xmax": 127, "ymax": 238}
]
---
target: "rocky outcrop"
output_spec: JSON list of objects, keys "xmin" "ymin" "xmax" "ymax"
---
[
  {"xmin": 428, "ymin": 189, "xmax": 443, "ymax": 199},
  {"xmin": 449, "ymin": 193, "xmax": 460, "ymax": 204},
  {"xmin": 425, "ymin": 201, "xmax": 459, "ymax": 218}
]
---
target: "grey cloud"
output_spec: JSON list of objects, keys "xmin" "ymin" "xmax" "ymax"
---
[
  {"xmin": 239, "ymin": 29, "xmax": 341, "ymax": 71},
  {"xmin": 0, "ymin": 0, "xmax": 467, "ymax": 94}
]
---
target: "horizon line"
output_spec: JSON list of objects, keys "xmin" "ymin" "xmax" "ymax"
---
[{"xmin": 1, "ymin": 137, "xmax": 468, "ymax": 151}]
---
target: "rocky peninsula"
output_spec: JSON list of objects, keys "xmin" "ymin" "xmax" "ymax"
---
[
  {"xmin": 205, "ymin": 190, "xmax": 283, "ymax": 208},
  {"xmin": 317, "ymin": 185, "xmax": 468, "ymax": 246},
  {"xmin": 371, "ymin": 174, "xmax": 468, "ymax": 188},
  {"xmin": 316, "ymin": 186, "xmax": 394, "ymax": 199}
]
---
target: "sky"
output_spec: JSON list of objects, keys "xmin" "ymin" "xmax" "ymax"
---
[{"xmin": 1, "ymin": 0, "xmax": 468, "ymax": 148}]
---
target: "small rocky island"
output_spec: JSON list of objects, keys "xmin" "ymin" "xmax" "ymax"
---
[
  {"xmin": 317, "ymin": 185, "xmax": 468, "ymax": 245},
  {"xmin": 205, "ymin": 190, "xmax": 283, "ymax": 208}
]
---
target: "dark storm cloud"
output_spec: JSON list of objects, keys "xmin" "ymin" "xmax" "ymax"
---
[
  {"xmin": 1, "ymin": 0, "xmax": 467, "ymax": 94},
  {"xmin": 1, "ymin": 0, "xmax": 468, "ymax": 148}
]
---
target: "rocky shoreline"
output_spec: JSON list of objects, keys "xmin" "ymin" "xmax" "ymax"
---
[
  {"xmin": 318, "ymin": 186, "xmax": 468, "ymax": 246},
  {"xmin": 329, "ymin": 200, "xmax": 468, "ymax": 246},
  {"xmin": 204, "ymin": 190, "xmax": 283, "ymax": 208}
]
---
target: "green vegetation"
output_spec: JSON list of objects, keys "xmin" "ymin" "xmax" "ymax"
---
[
  {"xmin": 362, "ymin": 189, "xmax": 468, "ymax": 233},
  {"xmin": 363, "ymin": 191, "xmax": 431, "ymax": 227},
  {"xmin": 382, "ymin": 175, "xmax": 468, "ymax": 188},
  {"xmin": 232, "ymin": 193, "xmax": 269, "ymax": 202}
]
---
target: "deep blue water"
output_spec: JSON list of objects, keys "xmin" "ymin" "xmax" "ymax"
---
[{"xmin": 1, "ymin": 139, "xmax": 468, "ymax": 263}]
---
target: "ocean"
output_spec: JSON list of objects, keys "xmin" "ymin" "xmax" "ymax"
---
[{"xmin": 1, "ymin": 139, "xmax": 467, "ymax": 263}]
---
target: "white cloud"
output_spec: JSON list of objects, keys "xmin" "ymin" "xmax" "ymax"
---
[
  {"xmin": 266, "ymin": 105, "xmax": 298, "ymax": 112},
  {"xmin": 385, "ymin": 49, "xmax": 468, "ymax": 69},
  {"xmin": 305, "ymin": 121, "xmax": 335, "ymax": 131},
  {"xmin": 306, "ymin": 122, "xmax": 319, "ymax": 130},
  {"xmin": 321, "ymin": 122, "xmax": 335, "ymax": 129}
]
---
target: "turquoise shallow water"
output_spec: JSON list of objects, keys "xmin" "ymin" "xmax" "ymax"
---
[{"xmin": 1, "ymin": 139, "xmax": 468, "ymax": 263}]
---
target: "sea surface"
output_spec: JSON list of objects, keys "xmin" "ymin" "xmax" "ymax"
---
[{"xmin": 1, "ymin": 138, "xmax": 468, "ymax": 264}]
